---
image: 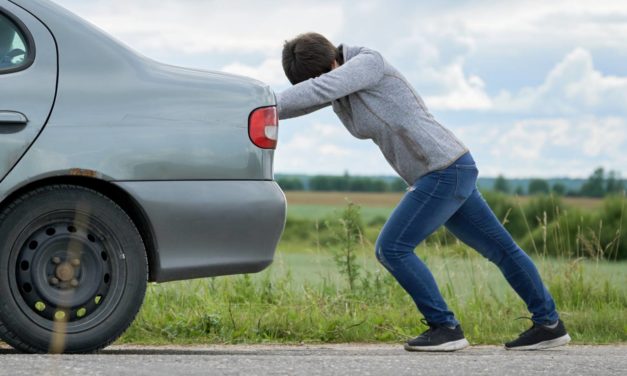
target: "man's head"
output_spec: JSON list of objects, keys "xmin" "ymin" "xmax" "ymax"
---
[{"xmin": 282, "ymin": 32, "xmax": 340, "ymax": 85}]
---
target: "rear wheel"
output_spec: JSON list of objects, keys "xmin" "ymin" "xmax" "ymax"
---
[{"xmin": 0, "ymin": 185, "xmax": 147, "ymax": 353}]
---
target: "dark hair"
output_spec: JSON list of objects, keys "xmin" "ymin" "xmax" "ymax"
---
[{"xmin": 282, "ymin": 32, "xmax": 340, "ymax": 85}]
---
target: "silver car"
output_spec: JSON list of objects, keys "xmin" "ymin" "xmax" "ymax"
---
[{"xmin": 0, "ymin": 0, "xmax": 286, "ymax": 353}]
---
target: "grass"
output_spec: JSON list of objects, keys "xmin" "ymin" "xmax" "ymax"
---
[
  {"xmin": 283, "ymin": 191, "xmax": 605, "ymax": 227},
  {"xmin": 118, "ymin": 192, "xmax": 626, "ymax": 345},
  {"xmin": 284, "ymin": 191, "xmax": 604, "ymax": 211},
  {"xmin": 287, "ymin": 204, "xmax": 393, "ymax": 224},
  {"xmin": 1, "ymin": 192, "xmax": 621, "ymax": 349},
  {"xmin": 120, "ymin": 248, "xmax": 627, "ymax": 345}
]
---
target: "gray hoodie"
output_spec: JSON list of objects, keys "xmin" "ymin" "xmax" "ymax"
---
[{"xmin": 276, "ymin": 44, "xmax": 469, "ymax": 185}]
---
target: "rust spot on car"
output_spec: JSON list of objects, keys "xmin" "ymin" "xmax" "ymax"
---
[{"xmin": 69, "ymin": 168, "xmax": 98, "ymax": 178}]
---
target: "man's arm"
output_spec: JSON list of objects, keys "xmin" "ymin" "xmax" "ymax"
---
[
  {"xmin": 276, "ymin": 47, "xmax": 385, "ymax": 119},
  {"xmin": 276, "ymin": 101, "xmax": 331, "ymax": 120}
]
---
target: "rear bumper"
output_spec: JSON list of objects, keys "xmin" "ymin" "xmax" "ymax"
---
[{"xmin": 114, "ymin": 180, "xmax": 286, "ymax": 282}]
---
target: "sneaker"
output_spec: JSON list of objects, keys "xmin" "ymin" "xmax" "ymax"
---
[
  {"xmin": 404, "ymin": 321, "xmax": 469, "ymax": 352},
  {"xmin": 505, "ymin": 319, "xmax": 571, "ymax": 350}
]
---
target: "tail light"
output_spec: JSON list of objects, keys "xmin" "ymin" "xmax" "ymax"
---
[{"xmin": 248, "ymin": 106, "xmax": 278, "ymax": 149}]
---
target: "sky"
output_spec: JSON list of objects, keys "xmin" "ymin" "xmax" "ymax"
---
[{"xmin": 53, "ymin": 0, "xmax": 627, "ymax": 179}]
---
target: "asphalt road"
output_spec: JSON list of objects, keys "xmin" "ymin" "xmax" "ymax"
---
[{"xmin": 0, "ymin": 344, "xmax": 625, "ymax": 376}]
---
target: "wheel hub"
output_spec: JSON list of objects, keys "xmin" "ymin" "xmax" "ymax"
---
[
  {"xmin": 15, "ymin": 222, "xmax": 113, "ymax": 323},
  {"xmin": 55, "ymin": 262, "xmax": 76, "ymax": 282}
]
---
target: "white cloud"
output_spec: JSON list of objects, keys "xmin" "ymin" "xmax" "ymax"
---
[
  {"xmin": 448, "ymin": 0, "xmax": 627, "ymax": 51},
  {"xmin": 580, "ymin": 117, "xmax": 626, "ymax": 158},
  {"xmin": 274, "ymin": 123, "xmax": 394, "ymax": 176},
  {"xmin": 423, "ymin": 65, "xmax": 492, "ymax": 110},
  {"xmin": 54, "ymin": 0, "xmax": 343, "ymax": 55},
  {"xmin": 276, "ymin": 116, "xmax": 627, "ymax": 179},
  {"xmin": 221, "ymin": 58, "xmax": 286, "ymax": 86},
  {"xmin": 495, "ymin": 48, "xmax": 627, "ymax": 115},
  {"xmin": 460, "ymin": 116, "xmax": 627, "ymax": 178}
]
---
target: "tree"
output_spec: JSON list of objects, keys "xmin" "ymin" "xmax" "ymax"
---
[
  {"xmin": 606, "ymin": 170, "xmax": 625, "ymax": 195},
  {"xmin": 493, "ymin": 175, "xmax": 510, "ymax": 193},
  {"xmin": 515, "ymin": 186, "xmax": 525, "ymax": 196},
  {"xmin": 309, "ymin": 174, "xmax": 390, "ymax": 192},
  {"xmin": 528, "ymin": 179, "xmax": 550, "ymax": 195},
  {"xmin": 339, "ymin": 171, "xmax": 350, "ymax": 191},
  {"xmin": 389, "ymin": 178, "xmax": 408, "ymax": 192},
  {"xmin": 276, "ymin": 177, "xmax": 304, "ymax": 191},
  {"xmin": 552, "ymin": 183, "xmax": 566, "ymax": 196},
  {"xmin": 580, "ymin": 167, "xmax": 606, "ymax": 197},
  {"xmin": 309, "ymin": 176, "xmax": 334, "ymax": 191}
]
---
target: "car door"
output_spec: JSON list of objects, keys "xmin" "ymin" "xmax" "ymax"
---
[{"xmin": 0, "ymin": 1, "xmax": 57, "ymax": 182}]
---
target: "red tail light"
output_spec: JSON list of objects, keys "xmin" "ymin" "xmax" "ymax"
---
[{"xmin": 248, "ymin": 106, "xmax": 278, "ymax": 149}]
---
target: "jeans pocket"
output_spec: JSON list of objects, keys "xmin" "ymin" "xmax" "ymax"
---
[{"xmin": 455, "ymin": 164, "xmax": 478, "ymax": 200}]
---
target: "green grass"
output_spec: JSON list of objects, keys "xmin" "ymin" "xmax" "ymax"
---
[
  {"xmin": 119, "ymin": 195, "xmax": 627, "ymax": 346},
  {"xmin": 287, "ymin": 204, "xmax": 393, "ymax": 223},
  {"xmin": 120, "ymin": 245, "xmax": 627, "ymax": 345}
]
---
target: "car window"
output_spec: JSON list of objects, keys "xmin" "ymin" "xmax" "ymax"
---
[{"xmin": 0, "ymin": 12, "xmax": 29, "ymax": 72}]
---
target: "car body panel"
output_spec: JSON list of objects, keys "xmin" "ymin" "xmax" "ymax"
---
[
  {"xmin": 115, "ymin": 180, "xmax": 286, "ymax": 282},
  {"xmin": 0, "ymin": 0, "xmax": 285, "ymax": 283},
  {"xmin": 0, "ymin": 2, "xmax": 57, "ymax": 181},
  {"xmin": 5, "ymin": 0, "xmax": 275, "ymax": 183}
]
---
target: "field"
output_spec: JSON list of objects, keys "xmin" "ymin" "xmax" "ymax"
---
[
  {"xmin": 284, "ymin": 191, "xmax": 604, "ymax": 220},
  {"xmin": 120, "ymin": 191, "xmax": 627, "ymax": 346}
]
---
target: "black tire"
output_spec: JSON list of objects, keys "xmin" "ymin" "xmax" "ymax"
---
[{"xmin": 0, "ymin": 184, "xmax": 147, "ymax": 353}]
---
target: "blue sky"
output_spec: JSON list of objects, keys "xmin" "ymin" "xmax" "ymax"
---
[{"xmin": 54, "ymin": 0, "xmax": 627, "ymax": 178}]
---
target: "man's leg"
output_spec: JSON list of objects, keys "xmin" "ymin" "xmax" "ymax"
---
[
  {"xmin": 375, "ymin": 169, "xmax": 464, "ymax": 327},
  {"xmin": 444, "ymin": 188, "xmax": 558, "ymax": 324}
]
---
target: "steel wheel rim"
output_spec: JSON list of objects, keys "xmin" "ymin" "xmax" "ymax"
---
[{"xmin": 9, "ymin": 210, "xmax": 127, "ymax": 333}]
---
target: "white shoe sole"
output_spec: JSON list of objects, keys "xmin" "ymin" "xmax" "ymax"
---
[
  {"xmin": 505, "ymin": 334, "xmax": 571, "ymax": 351},
  {"xmin": 404, "ymin": 338, "xmax": 470, "ymax": 352}
]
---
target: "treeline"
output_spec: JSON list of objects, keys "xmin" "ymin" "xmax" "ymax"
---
[
  {"xmin": 493, "ymin": 168, "xmax": 624, "ymax": 197},
  {"xmin": 277, "ymin": 167, "xmax": 625, "ymax": 197},
  {"xmin": 277, "ymin": 173, "xmax": 407, "ymax": 193}
]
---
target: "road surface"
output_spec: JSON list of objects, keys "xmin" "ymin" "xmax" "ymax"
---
[{"xmin": 0, "ymin": 344, "xmax": 625, "ymax": 375}]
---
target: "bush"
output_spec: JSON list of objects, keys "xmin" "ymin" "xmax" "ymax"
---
[
  {"xmin": 276, "ymin": 177, "xmax": 304, "ymax": 191},
  {"xmin": 324, "ymin": 203, "xmax": 364, "ymax": 291},
  {"xmin": 281, "ymin": 217, "xmax": 332, "ymax": 243},
  {"xmin": 480, "ymin": 191, "xmax": 565, "ymax": 240},
  {"xmin": 367, "ymin": 215, "xmax": 388, "ymax": 227},
  {"xmin": 520, "ymin": 194, "xmax": 626, "ymax": 260},
  {"xmin": 282, "ymin": 193, "xmax": 627, "ymax": 261}
]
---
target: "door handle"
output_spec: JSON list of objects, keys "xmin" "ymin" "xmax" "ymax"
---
[{"xmin": 0, "ymin": 111, "xmax": 28, "ymax": 126}]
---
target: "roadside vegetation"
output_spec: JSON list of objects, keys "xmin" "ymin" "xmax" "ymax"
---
[
  {"xmin": 278, "ymin": 166, "xmax": 625, "ymax": 197},
  {"xmin": 121, "ymin": 192, "xmax": 627, "ymax": 345}
]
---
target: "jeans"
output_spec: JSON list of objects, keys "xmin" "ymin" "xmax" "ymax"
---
[{"xmin": 375, "ymin": 152, "xmax": 558, "ymax": 327}]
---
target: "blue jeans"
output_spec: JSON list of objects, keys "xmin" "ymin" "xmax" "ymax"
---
[{"xmin": 375, "ymin": 152, "xmax": 558, "ymax": 327}]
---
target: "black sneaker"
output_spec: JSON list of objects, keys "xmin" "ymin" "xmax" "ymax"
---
[
  {"xmin": 505, "ymin": 319, "xmax": 571, "ymax": 350},
  {"xmin": 404, "ymin": 321, "xmax": 469, "ymax": 352}
]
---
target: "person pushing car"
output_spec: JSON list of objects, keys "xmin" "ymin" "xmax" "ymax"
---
[{"xmin": 276, "ymin": 32, "xmax": 571, "ymax": 352}]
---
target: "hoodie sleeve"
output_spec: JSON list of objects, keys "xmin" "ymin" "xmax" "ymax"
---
[
  {"xmin": 276, "ymin": 47, "xmax": 385, "ymax": 120},
  {"xmin": 275, "ymin": 101, "xmax": 331, "ymax": 120}
]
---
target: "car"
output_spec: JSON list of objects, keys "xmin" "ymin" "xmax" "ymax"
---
[{"xmin": 0, "ymin": 0, "xmax": 286, "ymax": 353}]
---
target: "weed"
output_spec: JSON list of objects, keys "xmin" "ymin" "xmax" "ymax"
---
[{"xmin": 116, "ymin": 198, "xmax": 627, "ymax": 346}]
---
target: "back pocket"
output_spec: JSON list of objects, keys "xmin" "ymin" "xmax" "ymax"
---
[{"xmin": 455, "ymin": 164, "xmax": 478, "ymax": 200}]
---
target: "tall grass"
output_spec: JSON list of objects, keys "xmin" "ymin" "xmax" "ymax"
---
[
  {"xmin": 121, "ymin": 254, "xmax": 626, "ymax": 345},
  {"xmin": 281, "ymin": 192, "xmax": 627, "ymax": 260},
  {"xmin": 519, "ymin": 193, "xmax": 627, "ymax": 260},
  {"xmin": 121, "ymin": 196, "xmax": 627, "ymax": 345}
]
